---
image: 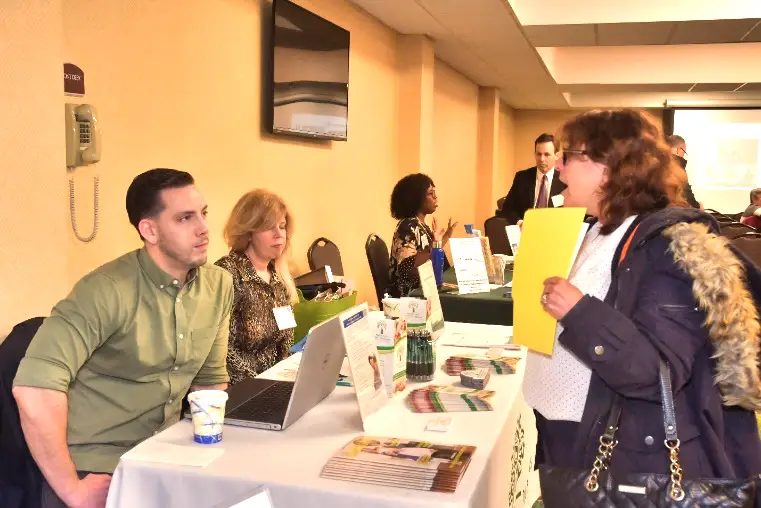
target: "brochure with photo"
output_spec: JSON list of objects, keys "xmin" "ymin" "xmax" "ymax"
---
[
  {"xmin": 338, "ymin": 303, "xmax": 389, "ymax": 430},
  {"xmin": 418, "ymin": 261, "xmax": 445, "ymax": 339},
  {"xmin": 371, "ymin": 313, "xmax": 407, "ymax": 397}
]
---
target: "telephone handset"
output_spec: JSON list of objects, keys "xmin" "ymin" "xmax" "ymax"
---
[{"xmin": 65, "ymin": 103, "xmax": 101, "ymax": 242}]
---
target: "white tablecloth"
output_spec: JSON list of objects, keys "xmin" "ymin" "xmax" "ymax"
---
[{"xmin": 105, "ymin": 322, "xmax": 537, "ymax": 508}]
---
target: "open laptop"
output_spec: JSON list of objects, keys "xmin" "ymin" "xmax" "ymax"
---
[{"xmin": 221, "ymin": 313, "xmax": 345, "ymax": 431}]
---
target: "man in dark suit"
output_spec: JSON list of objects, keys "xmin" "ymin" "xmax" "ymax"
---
[
  {"xmin": 498, "ymin": 133, "xmax": 567, "ymax": 224},
  {"xmin": 666, "ymin": 134, "xmax": 702, "ymax": 209}
]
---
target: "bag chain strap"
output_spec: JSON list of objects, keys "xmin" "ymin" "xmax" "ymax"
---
[
  {"xmin": 666, "ymin": 439, "xmax": 685, "ymax": 501},
  {"xmin": 583, "ymin": 424, "xmax": 685, "ymax": 500},
  {"xmin": 583, "ymin": 222, "xmax": 685, "ymax": 500},
  {"xmin": 584, "ymin": 434, "xmax": 618, "ymax": 492}
]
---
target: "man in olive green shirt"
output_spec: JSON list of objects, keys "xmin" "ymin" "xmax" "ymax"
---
[{"xmin": 13, "ymin": 169, "xmax": 233, "ymax": 508}]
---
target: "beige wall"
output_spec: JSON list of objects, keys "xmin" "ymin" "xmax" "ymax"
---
[
  {"xmin": 498, "ymin": 103, "xmax": 515, "ymax": 206},
  {"xmin": 508, "ymin": 108, "xmax": 663, "ymax": 184},
  {"xmin": 432, "ymin": 60, "xmax": 480, "ymax": 232},
  {"xmin": 0, "ymin": 0, "xmax": 68, "ymax": 334},
  {"xmin": 59, "ymin": 0, "xmax": 402, "ymax": 306},
  {"xmin": 1, "ymin": 0, "xmax": 507, "ymax": 331},
  {"xmin": 512, "ymin": 109, "xmax": 584, "ymax": 171}
]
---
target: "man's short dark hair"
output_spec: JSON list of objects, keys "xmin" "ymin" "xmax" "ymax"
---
[
  {"xmin": 750, "ymin": 188, "xmax": 761, "ymax": 203},
  {"xmin": 534, "ymin": 133, "xmax": 558, "ymax": 153},
  {"xmin": 666, "ymin": 134, "xmax": 686, "ymax": 148},
  {"xmin": 390, "ymin": 173, "xmax": 434, "ymax": 220},
  {"xmin": 126, "ymin": 168, "xmax": 194, "ymax": 237}
]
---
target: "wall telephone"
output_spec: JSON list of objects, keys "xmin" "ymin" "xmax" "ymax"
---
[{"xmin": 65, "ymin": 103, "xmax": 101, "ymax": 242}]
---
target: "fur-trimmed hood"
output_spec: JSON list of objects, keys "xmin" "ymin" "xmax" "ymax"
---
[{"xmin": 631, "ymin": 208, "xmax": 761, "ymax": 411}]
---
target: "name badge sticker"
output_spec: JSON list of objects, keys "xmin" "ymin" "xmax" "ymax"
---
[{"xmin": 273, "ymin": 306, "xmax": 297, "ymax": 330}]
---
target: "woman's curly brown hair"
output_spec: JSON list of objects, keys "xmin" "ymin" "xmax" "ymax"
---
[{"xmin": 560, "ymin": 109, "xmax": 688, "ymax": 234}]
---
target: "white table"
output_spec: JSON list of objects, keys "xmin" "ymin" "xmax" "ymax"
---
[{"xmin": 105, "ymin": 322, "xmax": 537, "ymax": 508}]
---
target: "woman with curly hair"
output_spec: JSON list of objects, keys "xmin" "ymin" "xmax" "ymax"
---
[
  {"xmin": 523, "ymin": 109, "xmax": 761, "ymax": 503},
  {"xmin": 387, "ymin": 173, "xmax": 457, "ymax": 298}
]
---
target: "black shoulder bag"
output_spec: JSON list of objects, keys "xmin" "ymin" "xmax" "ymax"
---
[{"xmin": 539, "ymin": 361, "xmax": 759, "ymax": 507}]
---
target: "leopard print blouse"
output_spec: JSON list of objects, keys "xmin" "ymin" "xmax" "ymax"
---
[{"xmin": 215, "ymin": 251, "xmax": 293, "ymax": 384}]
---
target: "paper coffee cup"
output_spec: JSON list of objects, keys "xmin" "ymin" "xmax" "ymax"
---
[{"xmin": 187, "ymin": 390, "xmax": 228, "ymax": 444}]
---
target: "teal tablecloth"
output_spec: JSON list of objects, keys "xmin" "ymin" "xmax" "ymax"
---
[{"xmin": 412, "ymin": 268, "xmax": 513, "ymax": 326}]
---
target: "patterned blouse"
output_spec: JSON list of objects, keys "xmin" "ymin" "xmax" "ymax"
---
[
  {"xmin": 387, "ymin": 217, "xmax": 450, "ymax": 298},
  {"xmin": 215, "ymin": 251, "xmax": 294, "ymax": 384}
]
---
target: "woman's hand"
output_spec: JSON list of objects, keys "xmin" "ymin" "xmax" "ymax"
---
[
  {"xmin": 432, "ymin": 217, "xmax": 458, "ymax": 244},
  {"xmin": 541, "ymin": 277, "xmax": 584, "ymax": 320}
]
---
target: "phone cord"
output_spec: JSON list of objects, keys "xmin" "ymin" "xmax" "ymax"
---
[{"xmin": 69, "ymin": 176, "xmax": 99, "ymax": 242}]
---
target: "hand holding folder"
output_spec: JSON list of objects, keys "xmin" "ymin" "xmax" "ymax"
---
[{"xmin": 512, "ymin": 208, "xmax": 588, "ymax": 355}]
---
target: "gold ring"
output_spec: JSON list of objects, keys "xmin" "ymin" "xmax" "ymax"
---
[{"xmin": 541, "ymin": 294, "xmax": 548, "ymax": 305}]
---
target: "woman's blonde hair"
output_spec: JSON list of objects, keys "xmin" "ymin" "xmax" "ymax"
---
[{"xmin": 223, "ymin": 189, "xmax": 298, "ymax": 304}]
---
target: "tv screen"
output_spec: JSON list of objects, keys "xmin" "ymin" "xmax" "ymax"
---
[{"xmin": 270, "ymin": 0, "xmax": 350, "ymax": 141}]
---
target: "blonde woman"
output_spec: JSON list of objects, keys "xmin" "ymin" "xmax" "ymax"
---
[{"xmin": 215, "ymin": 189, "xmax": 299, "ymax": 384}]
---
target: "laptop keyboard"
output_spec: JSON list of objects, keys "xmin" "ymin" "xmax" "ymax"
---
[{"xmin": 227, "ymin": 382, "xmax": 294, "ymax": 424}]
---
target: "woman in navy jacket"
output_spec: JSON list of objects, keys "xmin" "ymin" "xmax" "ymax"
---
[{"xmin": 526, "ymin": 109, "xmax": 761, "ymax": 490}]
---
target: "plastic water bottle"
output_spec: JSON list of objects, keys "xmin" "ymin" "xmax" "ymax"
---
[{"xmin": 431, "ymin": 241, "xmax": 445, "ymax": 288}]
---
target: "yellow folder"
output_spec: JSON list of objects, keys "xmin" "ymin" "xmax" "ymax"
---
[{"xmin": 512, "ymin": 208, "xmax": 588, "ymax": 355}]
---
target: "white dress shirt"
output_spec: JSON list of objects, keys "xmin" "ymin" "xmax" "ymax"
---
[{"xmin": 534, "ymin": 168, "xmax": 555, "ymax": 207}]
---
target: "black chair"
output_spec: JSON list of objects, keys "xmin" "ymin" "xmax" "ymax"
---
[
  {"xmin": 484, "ymin": 216, "xmax": 511, "ymax": 255},
  {"xmin": 705, "ymin": 209, "xmax": 735, "ymax": 224},
  {"xmin": 495, "ymin": 197, "xmax": 505, "ymax": 216},
  {"xmin": 728, "ymin": 212, "xmax": 743, "ymax": 222},
  {"xmin": 365, "ymin": 234, "xmax": 390, "ymax": 306},
  {"xmin": 307, "ymin": 237, "xmax": 344, "ymax": 276},
  {"xmin": 0, "ymin": 317, "xmax": 45, "ymax": 508},
  {"xmin": 720, "ymin": 222, "xmax": 757, "ymax": 240},
  {"xmin": 732, "ymin": 232, "xmax": 761, "ymax": 268}
]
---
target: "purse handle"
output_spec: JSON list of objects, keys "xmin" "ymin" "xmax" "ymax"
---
[{"xmin": 583, "ymin": 222, "xmax": 687, "ymax": 501}]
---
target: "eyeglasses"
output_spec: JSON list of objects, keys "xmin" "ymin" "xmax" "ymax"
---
[{"xmin": 561, "ymin": 148, "xmax": 589, "ymax": 166}]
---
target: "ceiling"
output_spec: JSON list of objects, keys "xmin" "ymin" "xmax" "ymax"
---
[{"xmin": 346, "ymin": 0, "xmax": 761, "ymax": 109}]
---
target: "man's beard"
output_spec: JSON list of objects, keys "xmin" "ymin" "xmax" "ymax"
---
[{"xmin": 158, "ymin": 239, "xmax": 207, "ymax": 270}]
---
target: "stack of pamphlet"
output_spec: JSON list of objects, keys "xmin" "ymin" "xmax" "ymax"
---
[
  {"xmin": 320, "ymin": 436, "xmax": 476, "ymax": 493},
  {"xmin": 444, "ymin": 353, "xmax": 520, "ymax": 376},
  {"xmin": 407, "ymin": 385, "xmax": 495, "ymax": 413},
  {"xmin": 460, "ymin": 368, "xmax": 490, "ymax": 389}
]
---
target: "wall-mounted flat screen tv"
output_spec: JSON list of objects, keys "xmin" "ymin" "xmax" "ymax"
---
[{"xmin": 269, "ymin": 0, "xmax": 350, "ymax": 141}]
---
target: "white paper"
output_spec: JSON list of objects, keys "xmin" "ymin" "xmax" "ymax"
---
[
  {"xmin": 426, "ymin": 415, "xmax": 453, "ymax": 432},
  {"xmin": 338, "ymin": 304, "xmax": 388, "ymax": 430},
  {"xmin": 440, "ymin": 331, "xmax": 516, "ymax": 349},
  {"xmin": 505, "ymin": 225, "xmax": 521, "ymax": 255},
  {"xmin": 551, "ymin": 194, "xmax": 565, "ymax": 207},
  {"xmin": 448, "ymin": 237, "xmax": 490, "ymax": 294},
  {"xmin": 273, "ymin": 306, "xmax": 297, "ymax": 330},
  {"xmin": 216, "ymin": 486, "xmax": 275, "ymax": 508},
  {"xmin": 486, "ymin": 347, "xmax": 503, "ymax": 358},
  {"xmin": 227, "ymin": 491, "xmax": 274, "ymax": 508},
  {"xmin": 121, "ymin": 442, "xmax": 224, "ymax": 467},
  {"xmin": 259, "ymin": 352, "xmax": 302, "ymax": 381}
]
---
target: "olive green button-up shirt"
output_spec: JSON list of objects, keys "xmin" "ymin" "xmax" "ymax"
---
[{"xmin": 13, "ymin": 248, "xmax": 233, "ymax": 473}]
